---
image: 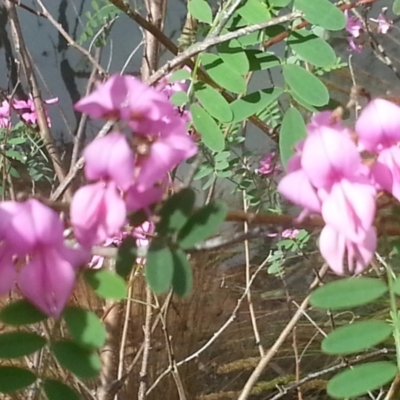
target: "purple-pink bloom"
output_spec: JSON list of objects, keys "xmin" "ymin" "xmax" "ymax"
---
[
  {"xmin": 125, "ymin": 184, "xmax": 164, "ymax": 212},
  {"xmin": 281, "ymin": 228, "xmax": 300, "ymax": 239},
  {"xmin": 355, "ymin": 98, "xmax": 400, "ymax": 152},
  {"xmin": 344, "ymin": 10, "xmax": 364, "ymax": 52},
  {"xmin": 13, "ymin": 95, "xmax": 58, "ymax": 127},
  {"xmin": 370, "ymin": 8, "xmax": 392, "ymax": 34},
  {"xmin": 0, "ymin": 100, "xmax": 11, "ymax": 129},
  {"xmin": 70, "ymin": 181, "xmax": 127, "ymax": 247},
  {"xmin": 319, "ymin": 225, "xmax": 376, "ymax": 275},
  {"xmin": 83, "ymin": 132, "xmax": 134, "ymax": 191},
  {"xmin": 256, "ymin": 152, "xmax": 277, "ymax": 176}
]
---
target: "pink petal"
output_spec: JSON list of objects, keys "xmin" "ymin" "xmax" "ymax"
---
[
  {"xmin": 321, "ymin": 178, "xmax": 376, "ymax": 243},
  {"xmin": 125, "ymin": 184, "xmax": 164, "ymax": 212},
  {"xmin": 346, "ymin": 227, "xmax": 376, "ymax": 274},
  {"xmin": 319, "ymin": 225, "xmax": 347, "ymax": 275},
  {"xmin": 19, "ymin": 248, "xmax": 76, "ymax": 318},
  {"xmin": 356, "ymin": 98, "xmax": 400, "ymax": 152},
  {"xmin": 0, "ymin": 244, "xmax": 16, "ymax": 295},
  {"xmin": 83, "ymin": 132, "xmax": 134, "ymax": 190},
  {"xmin": 277, "ymin": 169, "xmax": 321, "ymax": 213}
]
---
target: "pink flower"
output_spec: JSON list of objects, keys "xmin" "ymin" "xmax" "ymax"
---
[
  {"xmin": 74, "ymin": 74, "xmax": 175, "ymax": 135},
  {"xmin": 13, "ymin": 95, "xmax": 58, "ymax": 127},
  {"xmin": 256, "ymin": 152, "xmax": 277, "ymax": 176},
  {"xmin": 155, "ymin": 68, "xmax": 190, "ymax": 99},
  {"xmin": 125, "ymin": 184, "xmax": 164, "ymax": 212},
  {"xmin": 0, "ymin": 100, "xmax": 11, "ymax": 129},
  {"xmin": 83, "ymin": 132, "xmax": 134, "ymax": 191},
  {"xmin": 356, "ymin": 98, "xmax": 400, "ymax": 152},
  {"xmin": 70, "ymin": 181, "xmax": 127, "ymax": 247},
  {"xmin": 344, "ymin": 10, "xmax": 364, "ymax": 52},
  {"xmin": 319, "ymin": 225, "xmax": 376, "ymax": 275},
  {"xmin": 281, "ymin": 229, "xmax": 300, "ymax": 239},
  {"xmin": 370, "ymin": 8, "xmax": 392, "ymax": 34}
]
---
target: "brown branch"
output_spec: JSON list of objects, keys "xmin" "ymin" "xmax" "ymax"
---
[{"xmin": 3, "ymin": 0, "xmax": 70, "ymax": 198}]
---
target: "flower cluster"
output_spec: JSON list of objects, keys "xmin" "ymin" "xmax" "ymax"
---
[
  {"xmin": 71, "ymin": 74, "xmax": 197, "ymax": 248},
  {"xmin": 0, "ymin": 95, "xmax": 58, "ymax": 129},
  {"xmin": 0, "ymin": 199, "xmax": 87, "ymax": 317},
  {"xmin": 278, "ymin": 98, "xmax": 400, "ymax": 275}
]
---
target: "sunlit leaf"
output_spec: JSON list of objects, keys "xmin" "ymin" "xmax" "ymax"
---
[
  {"xmin": 84, "ymin": 269, "xmax": 127, "ymax": 300},
  {"xmin": 279, "ymin": 107, "xmax": 306, "ymax": 169},
  {"xmin": 327, "ymin": 362, "xmax": 397, "ymax": 398},
  {"xmin": 394, "ymin": 0, "xmax": 400, "ymax": 15},
  {"xmin": 283, "ymin": 64, "xmax": 329, "ymax": 106},
  {"xmin": 170, "ymin": 91, "xmax": 189, "ymax": 107},
  {"xmin": 145, "ymin": 240, "xmax": 174, "ymax": 294},
  {"xmin": 51, "ymin": 341, "xmax": 101, "ymax": 379},
  {"xmin": 0, "ymin": 331, "xmax": 46, "ymax": 358},
  {"xmin": 168, "ymin": 68, "xmax": 191, "ymax": 82},
  {"xmin": 246, "ymin": 50, "xmax": 281, "ymax": 71},
  {"xmin": 188, "ymin": 0, "xmax": 213, "ymax": 24},
  {"xmin": 322, "ymin": 320, "xmax": 392, "ymax": 355},
  {"xmin": 194, "ymin": 82, "xmax": 233, "ymax": 122},
  {"xmin": 178, "ymin": 201, "xmax": 228, "ymax": 249},
  {"xmin": 238, "ymin": 0, "xmax": 271, "ymax": 24},
  {"xmin": 190, "ymin": 103, "xmax": 225, "ymax": 152},
  {"xmin": 0, "ymin": 299, "xmax": 47, "ymax": 326},
  {"xmin": 63, "ymin": 306, "xmax": 106, "ymax": 349},
  {"xmin": 0, "ymin": 367, "xmax": 36, "ymax": 393},
  {"xmin": 201, "ymin": 54, "xmax": 247, "ymax": 94},
  {"xmin": 310, "ymin": 277, "xmax": 388, "ymax": 310},
  {"xmin": 43, "ymin": 379, "xmax": 81, "ymax": 400},
  {"xmin": 217, "ymin": 39, "xmax": 250, "ymax": 75},
  {"xmin": 294, "ymin": 0, "xmax": 346, "ymax": 31}
]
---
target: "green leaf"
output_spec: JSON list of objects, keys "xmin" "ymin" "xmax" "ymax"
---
[
  {"xmin": 84, "ymin": 269, "xmax": 127, "ymax": 300},
  {"xmin": 51, "ymin": 340, "xmax": 101, "ymax": 379},
  {"xmin": 231, "ymin": 87, "xmax": 283, "ymax": 122},
  {"xmin": 178, "ymin": 201, "xmax": 228, "ymax": 249},
  {"xmin": 327, "ymin": 362, "xmax": 397, "ymax": 399},
  {"xmin": 190, "ymin": 104, "xmax": 225, "ymax": 152},
  {"xmin": 43, "ymin": 379, "xmax": 81, "ymax": 400},
  {"xmin": 157, "ymin": 188, "xmax": 196, "ymax": 236},
  {"xmin": 172, "ymin": 249, "xmax": 193, "ymax": 297},
  {"xmin": 283, "ymin": 64, "xmax": 329, "ymax": 106},
  {"xmin": 310, "ymin": 277, "xmax": 388, "ymax": 310},
  {"xmin": 168, "ymin": 68, "xmax": 191, "ymax": 82},
  {"xmin": 170, "ymin": 91, "xmax": 189, "ymax": 107},
  {"xmin": 0, "ymin": 299, "xmax": 47, "ymax": 326},
  {"xmin": 322, "ymin": 320, "xmax": 392, "ymax": 356},
  {"xmin": 287, "ymin": 30, "xmax": 336, "ymax": 68},
  {"xmin": 0, "ymin": 331, "xmax": 46, "ymax": 358},
  {"xmin": 145, "ymin": 241, "xmax": 174, "ymax": 294},
  {"xmin": 188, "ymin": 0, "xmax": 213, "ymax": 24},
  {"xmin": 279, "ymin": 107, "xmax": 306, "ymax": 169},
  {"xmin": 217, "ymin": 39, "xmax": 250, "ymax": 75},
  {"xmin": 201, "ymin": 54, "xmax": 247, "ymax": 94},
  {"xmin": 0, "ymin": 367, "xmax": 36, "ymax": 393},
  {"xmin": 246, "ymin": 50, "xmax": 281, "ymax": 71},
  {"xmin": 63, "ymin": 306, "xmax": 106, "ymax": 349},
  {"xmin": 194, "ymin": 82, "xmax": 233, "ymax": 123},
  {"xmin": 294, "ymin": 0, "xmax": 346, "ymax": 31},
  {"xmin": 392, "ymin": 274, "xmax": 400, "ymax": 296},
  {"xmin": 115, "ymin": 236, "xmax": 137, "ymax": 279},
  {"xmin": 238, "ymin": 0, "xmax": 271, "ymax": 24},
  {"xmin": 394, "ymin": 0, "xmax": 400, "ymax": 15},
  {"xmin": 272, "ymin": 0, "xmax": 292, "ymax": 6}
]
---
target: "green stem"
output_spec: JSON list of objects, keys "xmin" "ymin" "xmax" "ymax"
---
[{"xmin": 387, "ymin": 264, "xmax": 400, "ymax": 370}]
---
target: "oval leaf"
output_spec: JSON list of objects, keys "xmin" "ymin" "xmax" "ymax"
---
[
  {"xmin": 0, "ymin": 367, "xmax": 36, "ymax": 393},
  {"xmin": 310, "ymin": 277, "xmax": 388, "ymax": 310},
  {"xmin": 188, "ymin": 0, "xmax": 213, "ymax": 24},
  {"xmin": 288, "ymin": 30, "xmax": 336, "ymax": 68},
  {"xmin": 190, "ymin": 103, "xmax": 225, "ymax": 152},
  {"xmin": 145, "ymin": 241, "xmax": 174, "ymax": 294},
  {"xmin": 43, "ymin": 379, "xmax": 81, "ymax": 400},
  {"xmin": 0, "ymin": 331, "xmax": 46, "ymax": 358},
  {"xmin": 178, "ymin": 201, "xmax": 228, "ymax": 249},
  {"xmin": 283, "ymin": 64, "xmax": 329, "ymax": 106},
  {"xmin": 294, "ymin": 0, "xmax": 346, "ymax": 31},
  {"xmin": 201, "ymin": 53, "xmax": 247, "ymax": 94},
  {"xmin": 327, "ymin": 362, "xmax": 397, "ymax": 399},
  {"xmin": 279, "ymin": 107, "xmax": 307, "ymax": 169},
  {"xmin": 63, "ymin": 306, "xmax": 106, "ymax": 349},
  {"xmin": 231, "ymin": 87, "xmax": 283, "ymax": 122},
  {"xmin": 0, "ymin": 299, "xmax": 47, "ymax": 326},
  {"xmin": 51, "ymin": 340, "xmax": 101, "ymax": 379},
  {"xmin": 238, "ymin": 0, "xmax": 271, "ymax": 24},
  {"xmin": 217, "ymin": 39, "xmax": 250, "ymax": 75},
  {"xmin": 172, "ymin": 249, "xmax": 193, "ymax": 297},
  {"xmin": 194, "ymin": 82, "xmax": 233, "ymax": 122},
  {"xmin": 322, "ymin": 320, "xmax": 392, "ymax": 355},
  {"xmin": 84, "ymin": 269, "xmax": 127, "ymax": 300}
]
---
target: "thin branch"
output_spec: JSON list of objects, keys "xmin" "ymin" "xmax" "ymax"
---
[
  {"xmin": 237, "ymin": 264, "xmax": 329, "ymax": 400},
  {"xmin": 209, "ymin": 0, "xmax": 244, "ymax": 39}
]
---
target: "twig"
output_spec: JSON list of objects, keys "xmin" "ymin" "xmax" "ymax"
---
[
  {"xmin": 147, "ymin": 11, "xmax": 302, "ymax": 85},
  {"xmin": 237, "ymin": 263, "xmax": 329, "ymax": 400},
  {"xmin": 209, "ymin": 0, "xmax": 244, "ymax": 39},
  {"xmin": 146, "ymin": 256, "xmax": 268, "ymax": 395},
  {"xmin": 138, "ymin": 285, "xmax": 153, "ymax": 400},
  {"xmin": 4, "ymin": 0, "xmax": 69, "ymax": 196}
]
